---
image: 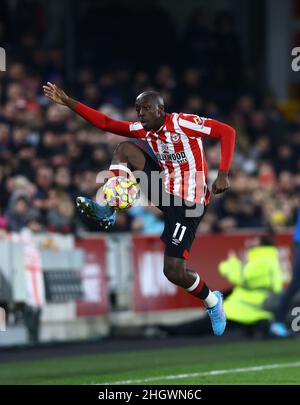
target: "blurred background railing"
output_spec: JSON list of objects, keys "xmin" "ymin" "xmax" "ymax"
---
[{"xmin": 0, "ymin": 230, "xmax": 294, "ymax": 345}]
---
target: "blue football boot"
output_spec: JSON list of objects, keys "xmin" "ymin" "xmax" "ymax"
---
[
  {"xmin": 76, "ymin": 196, "xmax": 116, "ymax": 230},
  {"xmin": 269, "ymin": 322, "xmax": 290, "ymax": 338},
  {"xmin": 207, "ymin": 291, "xmax": 227, "ymax": 336}
]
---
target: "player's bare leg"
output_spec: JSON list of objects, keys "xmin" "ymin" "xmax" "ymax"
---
[
  {"xmin": 76, "ymin": 142, "xmax": 146, "ymax": 228},
  {"xmin": 164, "ymin": 255, "xmax": 226, "ymax": 336},
  {"xmin": 111, "ymin": 141, "xmax": 146, "ymax": 171}
]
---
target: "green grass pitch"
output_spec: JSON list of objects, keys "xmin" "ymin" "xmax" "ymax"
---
[{"xmin": 0, "ymin": 339, "xmax": 300, "ymax": 385}]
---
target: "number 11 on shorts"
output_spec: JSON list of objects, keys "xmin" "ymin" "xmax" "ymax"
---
[{"xmin": 173, "ymin": 222, "xmax": 187, "ymax": 242}]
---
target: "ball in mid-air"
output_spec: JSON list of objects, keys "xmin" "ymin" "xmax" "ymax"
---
[{"xmin": 103, "ymin": 176, "xmax": 140, "ymax": 210}]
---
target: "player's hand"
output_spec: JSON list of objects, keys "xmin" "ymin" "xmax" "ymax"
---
[
  {"xmin": 43, "ymin": 82, "xmax": 69, "ymax": 106},
  {"xmin": 212, "ymin": 170, "xmax": 230, "ymax": 194}
]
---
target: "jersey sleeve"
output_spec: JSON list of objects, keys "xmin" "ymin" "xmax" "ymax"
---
[
  {"xmin": 178, "ymin": 113, "xmax": 236, "ymax": 172},
  {"xmin": 74, "ymin": 102, "xmax": 147, "ymax": 139}
]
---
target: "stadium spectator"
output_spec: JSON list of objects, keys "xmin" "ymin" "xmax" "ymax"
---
[
  {"xmin": 0, "ymin": 7, "xmax": 299, "ymax": 236},
  {"xmin": 6, "ymin": 194, "xmax": 40, "ymax": 232},
  {"xmin": 129, "ymin": 205, "xmax": 164, "ymax": 235}
]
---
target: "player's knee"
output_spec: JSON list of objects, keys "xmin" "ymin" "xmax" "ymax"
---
[
  {"xmin": 113, "ymin": 141, "xmax": 133, "ymax": 162},
  {"xmin": 113, "ymin": 142, "xmax": 144, "ymax": 170},
  {"xmin": 163, "ymin": 258, "xmax": 185, "ymax": 285}
]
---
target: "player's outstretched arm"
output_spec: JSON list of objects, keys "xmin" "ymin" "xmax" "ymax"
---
[
  {"xmin": 43, "ymin": 82, "xmax": 76, "ymax": 108},
  {"xmin": 43, "ymin": 82, "xmax": 143, "ymax": 137}
]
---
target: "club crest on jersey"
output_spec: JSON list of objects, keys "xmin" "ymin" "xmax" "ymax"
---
[{"xmin": 170, "ymin": 133, "xmax": 180, "ymax": 143}]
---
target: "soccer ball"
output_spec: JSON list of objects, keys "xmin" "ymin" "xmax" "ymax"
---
[{"xmin": 103, "ymin": 176, "xmax": 140, "ymax": 210}]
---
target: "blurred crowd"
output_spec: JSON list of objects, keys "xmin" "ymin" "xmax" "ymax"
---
[{"xmin": 0, "ymin": 3, "xmax": 300, "ymax": 237}]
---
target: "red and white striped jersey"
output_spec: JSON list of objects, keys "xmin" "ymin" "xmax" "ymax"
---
[
  {"xmin": 129, "ymin": 113, "xmax": 214, "ymax": 204},
  {"xmin": 75, "ymin": 103, "xmax": 236, "ymax": 204}
]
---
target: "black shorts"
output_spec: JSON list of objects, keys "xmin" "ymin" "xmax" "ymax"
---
[{"xmin": 137, "ymin": 146, "xmax": 207, "ymax": 260}]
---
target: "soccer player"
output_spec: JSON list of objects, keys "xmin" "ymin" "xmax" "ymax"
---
[{"xmin": 43, "ymin": 82, "xmax": 236, "ymax": 336}]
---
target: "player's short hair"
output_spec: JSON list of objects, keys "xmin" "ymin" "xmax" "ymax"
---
[{"xmin": 136, "ymin": 90, "xmax": 164, "ymax": 107}]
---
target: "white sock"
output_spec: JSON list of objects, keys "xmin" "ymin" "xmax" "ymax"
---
[
  {"xmin": 204, "ymin": 291, "xmax": 218, "ymax": 308},
  {"xmin": 109, "ymin": 164, "xmax": 135, "ymax": 180}
]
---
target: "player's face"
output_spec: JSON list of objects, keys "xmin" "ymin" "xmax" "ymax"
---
[{"xmin": 135, "ymin": 98, "xmax": 164, "ymax": 131}]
